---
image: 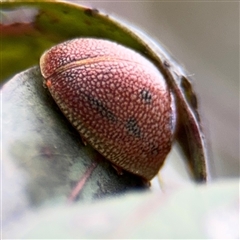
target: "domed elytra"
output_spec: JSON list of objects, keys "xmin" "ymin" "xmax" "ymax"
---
[{"xmin": 40, "ymin": 38, "xmax": 176, "ymax": 180}]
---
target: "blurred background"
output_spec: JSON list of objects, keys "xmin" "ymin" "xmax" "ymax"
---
[{"xmin": 69, "ymin": 1, "xmax": 239, "ymax": 180}]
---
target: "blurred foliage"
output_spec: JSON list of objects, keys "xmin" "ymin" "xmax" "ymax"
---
[
  {"xmin": 3, "ymin": 179, "xmax": 239, "ymax": 239},
  {"xmin": 1, "ymin": 1, "xmax": 147, "ymax": 82}
]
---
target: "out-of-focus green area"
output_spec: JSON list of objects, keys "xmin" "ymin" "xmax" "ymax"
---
[{"xmin": 0, "ymin": 1, "xmax": 146, "ymax": 82}]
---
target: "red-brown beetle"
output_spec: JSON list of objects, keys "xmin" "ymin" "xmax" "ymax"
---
[{"xmin": 40, "ymin": 38, "xmax": 182, "ymax": 181}]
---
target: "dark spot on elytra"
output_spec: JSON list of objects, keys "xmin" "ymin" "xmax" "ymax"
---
[
  {"xmin": 125, "ymin": 117, "xmax": 141, "ymax": 138},
  {"xmin": 140, "ymin": 89, "xmax": 152, "ymax": 104},
  {"xmin": 86, "ymin": 95, "xmax": 117, "ymax": 122},
  {"xmin": 84, "ymin": 8, "xmax": 99, "ymax": 17}
]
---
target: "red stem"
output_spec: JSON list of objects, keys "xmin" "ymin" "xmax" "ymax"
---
[{"xmin": 67, "ymin": 161, "xmax": 97, "ymax": 203}]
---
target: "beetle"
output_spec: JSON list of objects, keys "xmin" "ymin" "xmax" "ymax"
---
[{"xmin": 40, "ymin": 38, "xmax": 203, "ymax": 181}]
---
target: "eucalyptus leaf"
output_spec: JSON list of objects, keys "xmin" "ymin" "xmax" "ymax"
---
[
  {"xmin": 2, "ymin": 67, "xmax": 147, "ymax": 224},
  {"xmin": 1, "ymin": 1, "xmax": 146, "ymax": 82},
  {"xmin": 3, "ymin": 179, "xmax": 239, "ymax": 239}
]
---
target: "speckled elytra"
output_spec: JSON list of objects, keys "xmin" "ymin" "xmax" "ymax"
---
[{"xmin": 40, "ymin": 38, "xmax": 176, "ymax": 180}]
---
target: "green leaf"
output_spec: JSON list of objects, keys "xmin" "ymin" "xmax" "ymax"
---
[{"xmin": 1, "ymin": 1, "xmax": 146, "ymax": 82}]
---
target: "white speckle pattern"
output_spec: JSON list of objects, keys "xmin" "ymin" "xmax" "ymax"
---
[{"xmin": 40, "ymin": 38, "xmax": 175, "ymax": 180}]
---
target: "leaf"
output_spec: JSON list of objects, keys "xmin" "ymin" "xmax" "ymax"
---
[
  {"xmin": 1, "ymin": 1, "xmax": 146, "ymax": 82},
  {"xmin": 3, "ymin": 179, "xmax": 239, "ymax": 239},
  {"xmin": 2, "ymin": 67, "xmax": 147, "ymax": 223}
]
